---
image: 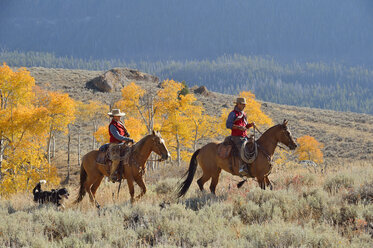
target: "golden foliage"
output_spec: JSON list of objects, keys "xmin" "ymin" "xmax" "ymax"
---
[
  {"xmin": 116, "ymin": 82, "xmax": 145, "ymax": 116},
  {"xmin": 274, "ymin": 149, "xmax": 291, "ymax": 166},
  {"xmin": 295, "ymin": 135, "xmax": 324, "ymax": 164},
  {"xmin": 239, "ymin": 91, "xmax": 273, "ymax": 127},
  {"xmin": 115, "ymin": 81, "xmax": 155, "ymax": 136},
  {"xmin": 115, "ymin": 80, "xmax": 219, "ymax": 164},
  {"xmin": 0, "ymin": 63, "xmax": 35, "ymax": 106},
  {"xmin": 123, "ymin": 117, "xmax": 147, "ymax": 141},
  {"xmin": 42, "ymin": 91, "xmax": 76, "ymax": 134},
  {"xmin": 0, "ymin": 64, "xmax": 61, "ymax": 197},
  {"xmin": 94, "ymin": 126, "xmax": 110, "ymax": 145},
  {"xmin": 76, "ymin": 100, "xmax": 109, "ymax": 123}
]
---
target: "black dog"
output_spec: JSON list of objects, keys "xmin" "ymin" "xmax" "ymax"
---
[{"xmin": 32, "ymin": 180, "xmax": 69, "ymax": 209}]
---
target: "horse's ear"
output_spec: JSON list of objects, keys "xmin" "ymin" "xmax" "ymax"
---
[
  {"xmin": 152, "ymin": 130, "xmax": 156, "ymax": 135},
  {"xmin": 283, "ymin": 119, "xmax": 288, "ymax": 126}
]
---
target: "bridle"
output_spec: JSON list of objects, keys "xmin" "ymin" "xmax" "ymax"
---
[{"xmin": 146, "ymin": 137, "xmax": 168, "ymax": 162}]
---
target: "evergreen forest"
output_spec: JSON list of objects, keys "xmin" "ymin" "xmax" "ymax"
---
[{"xmin": 1, "ymin": 50, "xmax": 372, "ymax": 114}]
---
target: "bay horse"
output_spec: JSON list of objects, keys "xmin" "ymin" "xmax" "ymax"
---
[
  {"xmin": 75, "ymin": 130, "xmax": 170, "ymax": 208},
  {"xmin": 177, "ymin": 120, "xmax": 297, "ymax": 198}
]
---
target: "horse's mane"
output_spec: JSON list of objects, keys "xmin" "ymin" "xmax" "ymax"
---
[
  {"xmin": 133, "ymin": 134, "xmax": 151, "ymax": 151},
  {"xmin": 132, "ymin": 133, "xmax": 160, "ymax": 152},
  {"xmin": 257, "ymin": 124, "xmax": 282, "ymax": 142}
]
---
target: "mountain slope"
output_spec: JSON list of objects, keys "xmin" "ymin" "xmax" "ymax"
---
[{"xmin": 28, "ymin": 66, "xmax": 373, "ymax": 166}]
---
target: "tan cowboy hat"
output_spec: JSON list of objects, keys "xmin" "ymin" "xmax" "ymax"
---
[
  {"xmin": 234, "ymin": 97, "xmax": 247, "ymax": 105},
  {"xmin": 108, "ymin": 109, "xmax": 126, "ymax": 117}
]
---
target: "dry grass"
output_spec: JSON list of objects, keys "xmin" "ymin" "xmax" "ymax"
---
[{"xmin": 1, "ymin": 160, "xmax": 372, "ymax": 247}]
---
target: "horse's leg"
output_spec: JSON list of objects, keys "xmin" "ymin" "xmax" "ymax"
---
[
  {"xmin": 91, "ymin": 175, "xmax": 104, "ymax": 208},
  {"xmin": 209, "ymin": 169, "xmax": 222, "ymax": 195},
  {"xmin": 127, "ymin": 176, "xmax": 136, "ymax": 203},
  {"xmin": 197, "ymin": 173, "xmax": 211, "ymax": 192},
  {"xmin": 257, "ymin": 177, "xmax": 266, "ymax": 190},
  {"xmin": 84, "ymin": 177, "xmax": 96, "ymax": 205},
  {"xmin": 133, "ymin": 174, "xmax": 146, "ymax": 200},
  {"xmin": 264, "ymin": 176, "xmax": 273, "ymax": 190}
]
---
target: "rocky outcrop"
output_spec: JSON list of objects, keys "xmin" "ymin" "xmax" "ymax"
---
[
  {"xmin": 193, "ymin": 86, "xmax": 210, "ymax": 96},
  {"xmin": 86, "ymin": 68, "xmax": 159, "ymax": 92}
]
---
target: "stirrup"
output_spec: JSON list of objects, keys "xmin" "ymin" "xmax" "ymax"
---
[{"xmin": 239, "ymin": 167, "xmax": 249, "ymax": 177}]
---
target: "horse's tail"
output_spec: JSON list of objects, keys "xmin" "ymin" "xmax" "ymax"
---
[
  {"xmin": 177, "ymin": 149, "xmax": 201, "ymax": 198},
  {"xmin": 74, "ymin": 162, "xmax": 87, "ymax": 204}
]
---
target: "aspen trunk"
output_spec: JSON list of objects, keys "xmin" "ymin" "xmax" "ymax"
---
[
  {"xmin": 176, "ymin": 132, "xmax": 181, "ymax": 166},
  {"xmin": 52, "ymin": 136, "xmax": 55, "ymax": 158},
  {"xmin": 77, "ymin": 125, "xmax": 81, "ymax": 166},
  {"xmin": 66, "ymin": 124, "xmax": 71, "ymax": 183},
  {"xmin": 0, "ymin": 137, "xmax": 3, "ymax": 180}
]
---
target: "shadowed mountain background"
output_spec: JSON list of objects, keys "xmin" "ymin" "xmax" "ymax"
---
[{"xmin": 0, "ymin": 0, "xmax": 372, "ymax": 114}]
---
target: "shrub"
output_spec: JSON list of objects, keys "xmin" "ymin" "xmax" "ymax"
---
[
  {"xmin": 324, "ymin": 174, "xmax": 354, "ymax": 194},
  {"xmin": 302, "ymin": 189, "xmax": 328, "ymax": 220},
  {"xmin": 323, "ymin": 205, "xmax": 357, "ymax": 227},
  {"xmin": 344, "ymin": 181, "xmax": 373, "ymax": 205},
  {"xmin": 154, "ymin": 178, "xmax": 179, "ymax": 195},
  {"xmin": 362, "ymin": 205, "xmax": 373, "ymax": 223}
]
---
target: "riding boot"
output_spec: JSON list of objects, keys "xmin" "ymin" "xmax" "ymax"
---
[
  {"xmin": 238, "ymin": 161, "xmax": 249, "ymax": 177},
  {"xmin": 109, "ymin": 159, "xmax": 120, "ymax": 183}
]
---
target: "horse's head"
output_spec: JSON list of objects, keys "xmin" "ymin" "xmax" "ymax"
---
[
  {"xmin": 150, "ymin": 130, "xmax": 171, "ymax": 161},
  {"xmin": 277, "ymin": 119, "xmax": 297, "ymax": 150}
]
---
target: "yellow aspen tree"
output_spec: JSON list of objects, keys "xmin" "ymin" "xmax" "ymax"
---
[
  {"xmin": 239, "ymin": 91, "xmax": 273, "ymax": 126},
  {"xmin": 0, "ymin": 64, "xmax": 59, "ymax": 196},
  {"xmin": 0, "ymin": 64, "xmax": 36, "ymax": 174},
  {"xmin": 158, "ymin": 82, "xmax": 197, "ymax": 165},
  {"xmin": 76, "ymin": 100, "xmax": 109, "ymax": 149},
  {"xmin": 115, "ymin": 81, "xmax": 165, "ymax": 170},
  {"xmin": 295, "ymin": 135, "xmax": 324, "ymax": 164},
  {"xmin": 162, "ymin": 113, "xmax": 193, "ymax": 165},
  {"xmin": 94, "ymin": 126, "xmax": 110, "ymax": 146},
  {"xmin": 179, "ymin": 95, "xmax": 219, "ymax": 151},
  {"xmin": 115, "ymin": 82, "xmax": 154, "ymax": 135},
  {"xmin": 40, "ymin": 91, "xmax": 76, "ymax": 163}
]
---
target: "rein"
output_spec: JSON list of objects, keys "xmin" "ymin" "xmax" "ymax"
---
[
  {"xmin": 146, "ymin": 157, "xmax": 164, "ymax": 162},
  {"xmin": 253, "ymin": 125, "xmax": 287, "ymax": 151}
]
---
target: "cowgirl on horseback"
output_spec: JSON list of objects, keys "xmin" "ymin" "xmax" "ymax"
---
[
  {"xmin": 107, "ymin": 109, "xmax": 134, "ymax": 182},
  {"xmin": 226, "ymin": 97, "xmax": 255, "ymax": 176}
]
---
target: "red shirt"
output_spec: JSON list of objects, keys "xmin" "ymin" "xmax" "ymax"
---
[{"xmin": 231, "ymin": 110, "xmax": 253, "ymax": 137}]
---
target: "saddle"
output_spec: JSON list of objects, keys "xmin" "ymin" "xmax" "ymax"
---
[
  {"xmin": 96, "ymin": 143, "xmax": 132, "ymax": 175},
  {"xmin": 96, "ymin": 144, "xmax": 112, "ymax": 172},
  {"xmin": 217, "ymin": 136, "xmax": 258, "ymax": 171}
]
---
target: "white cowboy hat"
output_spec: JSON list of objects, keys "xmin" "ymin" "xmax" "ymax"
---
[{"xmin": 108, "ymin": 109, "xmax": 126, "ymax": 117}]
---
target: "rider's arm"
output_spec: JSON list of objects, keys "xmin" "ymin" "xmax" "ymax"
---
[
  {"xmin": 109, "ymin": 124, "xmax": 132, "ymax": 142},
  {"xmin": 246, "ymin": 122, "xmax": 254, "ymax": 129},
  {"xmin": 123, "ymin": 126, "xmax": 130, "ymax": 137},
  {"xmin": 226, "ymin": 111, "xmax": 236, "ymax": 129}
]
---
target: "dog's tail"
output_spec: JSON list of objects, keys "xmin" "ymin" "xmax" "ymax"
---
[{"xmin": 74, "ymin": 163, "xmax": 87, "ymax": 204}]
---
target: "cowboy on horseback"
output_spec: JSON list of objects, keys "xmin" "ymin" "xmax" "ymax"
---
[
  {"xmin": 107, "ymin": 109, "xmax": 134, "ymax": 182},
  {"xmin": 226, "ymin": 97, "xmax": 255, "ymax": 177}
]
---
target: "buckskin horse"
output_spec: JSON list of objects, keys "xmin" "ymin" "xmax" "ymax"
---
[
  {"xmin": 75, "ymin": 130, "xmax": 170, "ymax": 208},
  {"xmin": 177, "ymin": 120, "xmax": 297, "ymax": 198}
]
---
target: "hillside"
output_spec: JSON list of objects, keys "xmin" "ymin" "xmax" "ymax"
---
[
  {"xmin": 0, "ymin": 67, "xmax": 372, "ymax": 247},
  {"xmin": 28, "ymin": 66, "xmax": 373, "ymax": 170}
]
